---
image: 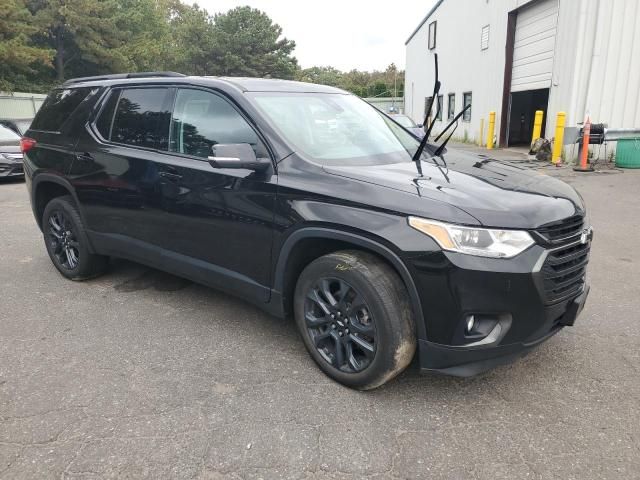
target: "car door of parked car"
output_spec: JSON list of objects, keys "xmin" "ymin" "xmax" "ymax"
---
[
  {"xmin": 70, "ymin": 86, "xmax": 175, "ymax": 252},
  {"xmin": 152, "ymin": 87, "xmax": 277, "ymax": 303}
]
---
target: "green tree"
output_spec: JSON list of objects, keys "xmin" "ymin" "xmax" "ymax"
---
[
  {"xmin": 169, "ymin": 3, "xmax": 217, "ymax": 75},
  {"xmin": 296, "ymin": 66, "xmax": 343, "ymax": 87},
  {"xmin": 296, "ymin": 64, "xmax": 405, "ymax": 98},
  {"xmin": 0, "ymin": 0, "xmax": 52, "ymax": 91},
  {"xmin": 111, "ymin": 0, "xmax": 176, "ymax": 73},
  {"xmin": 29, "ymin": 0, "xmax": 128, "ymax": 82},
  {"xmin": 211, "ymin": 6, "xmax": 297, "ymax": 78}
]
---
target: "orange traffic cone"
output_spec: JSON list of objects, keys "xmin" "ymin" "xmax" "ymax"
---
[{"xmin": 574, "ymin": 116, "xmax": 595, "ymax": 172}]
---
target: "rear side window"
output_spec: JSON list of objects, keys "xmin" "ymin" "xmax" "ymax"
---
[
  {"xmin": 30, "ymin": 88, "xmax": 92, "ymax": 132},
  {"xmin": 169, "ymin": 88, "xmax": 268, "ymax": 159},
  {"xmin": 97, "ymin": 88, "xmax": 172, "ymax": 150}
]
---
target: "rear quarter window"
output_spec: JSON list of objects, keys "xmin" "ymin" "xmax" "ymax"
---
[{"xmin": 30, "ymin": 88, "xmax": 93, "ymax": 132}]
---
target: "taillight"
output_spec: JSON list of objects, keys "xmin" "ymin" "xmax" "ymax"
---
[{"xmin": 20, "ymin": 137, "xmax": 37, "ymax": 154}]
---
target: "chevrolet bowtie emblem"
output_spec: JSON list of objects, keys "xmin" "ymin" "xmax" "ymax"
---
[{"xmin": 580, "ymin": 227, "xmax": 593, "ymax": 245}]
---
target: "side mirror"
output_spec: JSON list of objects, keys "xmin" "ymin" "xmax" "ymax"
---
[{"xmin": 207, "ymin": 143, "xmax": 271, "ymax": 172}]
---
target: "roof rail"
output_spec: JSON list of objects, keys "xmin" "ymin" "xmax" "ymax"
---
[{"xmin": 62, "ymin": 72, "xmax": 186, "ymax": 86}]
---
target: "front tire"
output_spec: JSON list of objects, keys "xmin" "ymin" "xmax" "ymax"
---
[
  {"xmin": 42, "ymin": 196, "xmax": 108, "ymax": 280},
  {"xmin": 294, "ymin": 250, "xmax": 416, "ymax": 390}
]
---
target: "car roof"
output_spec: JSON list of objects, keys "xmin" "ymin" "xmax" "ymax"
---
[
  {"xmin": 215, "ymin": 77, "xmax": 346, "ymax": 94},
  {"xmin": 61, "ymin": 73, "xmax": 347, "ymax": 95}
]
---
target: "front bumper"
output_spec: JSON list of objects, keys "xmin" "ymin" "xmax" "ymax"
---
[
  {"xmin": 419, "ymin": 285, "xmax": 589, "ymax": 376},
  {"xmin": 405, "ymin": 241, "xmax": 591, "ymax": 376},
  {"xmin": 0, "ymin": 158, "xmax": 24, "ymax": 177}
]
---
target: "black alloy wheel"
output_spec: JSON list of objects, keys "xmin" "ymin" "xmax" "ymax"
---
[
  {"xmin": 47, "ymin": 210, "xmax": 80, "ymax": 270},
  {"xmin": 294, "ymin": 250, "xmax": 416, "ymax": 390},
  {"xmin": 305, "ymin": 277, "xmax": 376, "ymax": 373},
  {"xmin": 42, "ymin": 195, "xmax": 108, "ymax": 280}
]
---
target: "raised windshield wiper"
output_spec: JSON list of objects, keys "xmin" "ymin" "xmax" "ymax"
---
[
  {"xmin": 412, "ymin": 54, "xmax": 440, "ymax": 177},
  {"xmin": 433, "ymin": 103, "xmax": 471, "ymax": 157}
]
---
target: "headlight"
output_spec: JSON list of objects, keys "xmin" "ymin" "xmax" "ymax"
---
[{"xmin": 408, "ymin": 217, "xmax": 535, "ymax": 258}]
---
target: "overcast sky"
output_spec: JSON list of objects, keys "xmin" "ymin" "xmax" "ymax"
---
[{"xmin": 191, "ymin": 0, "xmax": 436, "ymax": 71}]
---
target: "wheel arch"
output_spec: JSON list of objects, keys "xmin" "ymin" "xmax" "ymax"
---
[
  {"xmin": 32, "ymin": 174, "xmax": 82, "ymax": 230},
  {"xmin": 273, "ymin": 228, "xmax": 427, "ymax": 342},
  {"xmin": 32, "ymin": 175, "xmax": 96, "ymax": 254}
]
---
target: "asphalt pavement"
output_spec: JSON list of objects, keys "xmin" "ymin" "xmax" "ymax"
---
[{"xmin": 1, "ymin": 167, "xmax": 639, "ymax": 479}]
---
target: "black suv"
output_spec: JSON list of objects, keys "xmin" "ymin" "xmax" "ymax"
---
[{"xmin": 22, "ymin": 73, "xmax": 591, "ymax": 389}]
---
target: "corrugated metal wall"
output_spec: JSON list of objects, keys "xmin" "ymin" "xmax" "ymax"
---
[
  {"xmin": 0, "ymin": 93, "xmax": 47, "ymax": 119},
  {"xmin": 547, "ymin": 0, "xmax": 640, "ymax": 129},
  {"xmin": 406, "ymin": 0, "xmax": 640, "ymax": 152},
  {"xmin": 511, "ymin": 0, "xmax": 559, "ymax": 92}
]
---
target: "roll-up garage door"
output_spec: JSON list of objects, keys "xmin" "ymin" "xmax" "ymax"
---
[{"xmin": 511, "ymin": 0, "xmax": 559, "ymax": 92}]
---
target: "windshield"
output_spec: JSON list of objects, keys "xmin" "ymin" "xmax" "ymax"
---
[
  {"xmin": 251, "ymin": 92, "xmax": 427, "ymax": 166},
  {"xmin": 0, "ymin": 125, "xmax": 20, "ymax": 142},
  {"xmin": 392, "ymin": 115, "xmax": 416, "ymax": 128}
]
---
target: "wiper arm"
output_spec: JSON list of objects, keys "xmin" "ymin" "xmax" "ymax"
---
[
  {"xmin": 434, "ymin": 104, "xmax": 471, "ymax": 143},
  {"xmin": 433, "ymin": 104, "xmax": 472, "ymax": 157},
  {"xmin": 434, "ymin": 125, "xmax": 458, "ymax": 157},
  {"xmin": 412, "ymin": 54, "xmax": 440, "ymax": 176}
]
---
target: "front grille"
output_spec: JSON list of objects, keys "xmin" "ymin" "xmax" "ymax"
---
[
  {"xmin": 542, "ymin": 240, "xmax": 590, "ymax": 304},
  {"xmin": 536, "ymin": 215, "xmax": 585, "ymax": 245}
]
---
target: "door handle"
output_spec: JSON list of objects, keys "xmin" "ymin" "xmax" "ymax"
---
[
  {"xmin": 75, "ymin": 152, "xmax": 94, "ymax": 161},
  {"xmin": 158, "ymin": 171, "xmax": 183, "ymax": 181}
]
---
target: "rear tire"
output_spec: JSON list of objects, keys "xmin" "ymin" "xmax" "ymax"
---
[
  {"xmin": 294, "ymin": 250, "xmax": 416, "ymax": 390},
  {"xmin": 42, "ymin": 196, "xmax": 108, "ymax": 280}
]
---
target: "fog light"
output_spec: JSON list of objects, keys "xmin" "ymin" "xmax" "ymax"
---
[{"xmin": 466, "ymin": 315, "xmax": 475, "ymax": 334}]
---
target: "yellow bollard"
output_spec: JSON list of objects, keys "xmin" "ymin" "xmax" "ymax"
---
[
  {"xmin": 487, "ymin": 112, "xmax": 496, "ymax": 149},
  {"xmin": 479, "ymin": 118, "xmax": 485, "ymax": 147},
  {"xmin": 552, "ymin": 112, "xmax": 566, "ymax": 164},
  {"xmin": 531, "ymin": 110, "xmax": 544, "ymax": 145}
]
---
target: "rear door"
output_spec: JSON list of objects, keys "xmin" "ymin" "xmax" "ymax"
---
[
  {"xmin": 25, "ymin": 87, "xmax": 97, "ymax": 177},
  {"xmin": 69, "ymin": 86, "xmax": 174, "ymax": 251},
  {"xmin": 153, "ymin": 87, "xmax": 277, "ymax": 301}
]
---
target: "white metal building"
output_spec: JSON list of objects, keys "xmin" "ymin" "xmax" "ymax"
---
[{"xmin": 404, "ymin": 0, "xmax": 640, "ymax": 148}]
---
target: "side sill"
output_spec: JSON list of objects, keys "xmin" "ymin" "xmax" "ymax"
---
[{"xmin": 89, "ymin": 231, "xmax": 274, "ymax": 311}]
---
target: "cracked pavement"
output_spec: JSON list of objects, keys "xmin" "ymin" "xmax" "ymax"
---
[{"xmin": 1, "ymin": 170, "xmax": 639, "ymax": 479}]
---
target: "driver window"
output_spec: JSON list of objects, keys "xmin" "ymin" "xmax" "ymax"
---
[{"xmin": 169, "ymin": 89, "xmax": 268, "ymax": 159}]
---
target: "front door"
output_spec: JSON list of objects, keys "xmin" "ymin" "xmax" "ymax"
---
[{"xmin": 154, "ymin": 87, "xmax": 277, "ymax": 302}]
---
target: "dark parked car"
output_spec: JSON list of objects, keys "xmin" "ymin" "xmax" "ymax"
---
[
  {"xmin": 22, "ymin": 73, "xmax": 592, "ymax": 389},
  {"xmin": 0, "ymin": 125, "xmax": 24, "ymax": 178},
  {"xmin": 389, "ymin": 114, "xmax": 425, "ymax": 139},
  {"xmin": 0, "ymin": 118, "xmax": 33, "ymax": 136}
]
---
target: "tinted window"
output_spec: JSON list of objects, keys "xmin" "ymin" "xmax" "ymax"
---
[
  {"xmin": 170, "ymin": 89, "xmax": 268, "ymax": 159},
  {"xmin": 30, "ymin": 88, "xmax": 92, "ymax": 132},
  {"xmin": 110, "ymin": 88, "xmax": 172, "ymax": 149},
  {"xmin": 95, "ymin": 90, "xmax": 120, "ymax": 141}
]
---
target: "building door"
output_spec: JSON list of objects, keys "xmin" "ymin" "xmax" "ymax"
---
[
  {"xmin": 508, "ymin": 88, "xmax": 550, "ymax": 146},
  {"xmin": 507, "ymin": 0, "xmax": 558, "ymax": 146}
]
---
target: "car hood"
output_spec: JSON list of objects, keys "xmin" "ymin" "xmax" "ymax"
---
[
  {"xmin": 323, "ymin": 148, "xmax": 585, "ymax": 229},
  {"xmin": 0, "ymin": 143, "xmax": 20, "ymax": 153}
]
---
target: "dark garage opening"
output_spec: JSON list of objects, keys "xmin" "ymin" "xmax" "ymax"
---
[{"xmin": 507, "ymin": 88, "xmax": 549, "ymax": 146}]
